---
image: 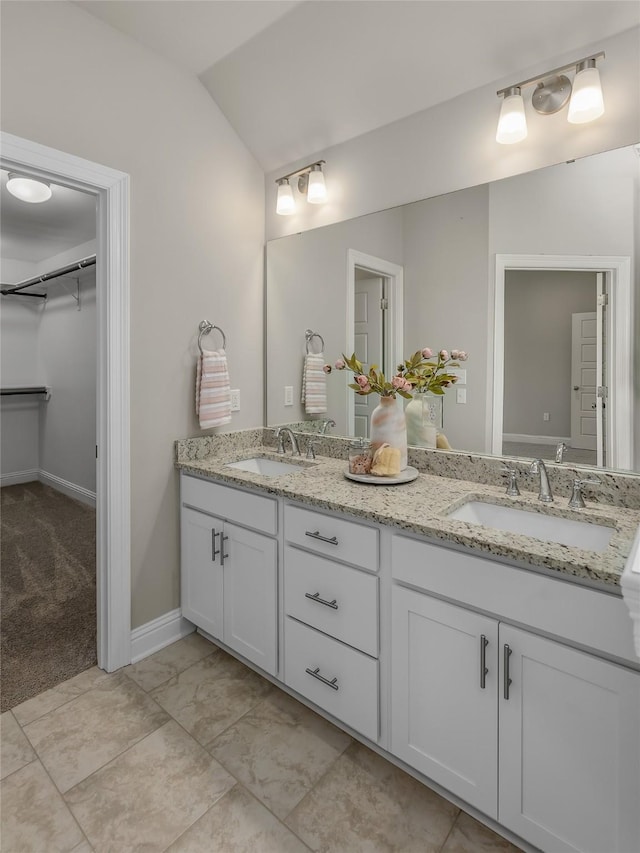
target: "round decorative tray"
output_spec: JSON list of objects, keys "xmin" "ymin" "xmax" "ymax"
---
[{"xmin": 344, "ymin": 466, "xmax": 419, "ymax": 485}]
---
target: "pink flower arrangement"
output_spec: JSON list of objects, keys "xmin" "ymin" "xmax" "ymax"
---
[{"xmin": 326, "ymin": 348, "xmax": 468, "ymax": 400}]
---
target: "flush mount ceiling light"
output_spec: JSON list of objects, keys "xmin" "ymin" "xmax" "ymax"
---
[
  {"xmin": 275, "ymin": 160, "xmax": 326, "ymax": 215},
  {"xmin": 496, "ymin": 51, "xmax": 604, "ymax": 144},
  {"xmin": 6, "ymin": 172, "xmax": 53, "ymax": 203}
]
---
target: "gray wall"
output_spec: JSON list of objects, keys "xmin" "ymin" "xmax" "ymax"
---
[
  {"xmin": 1, "ymin": 1, "xmax": 265, "ymax": 628},
  {"xmin": 503, "ymin": 271, "xmax": 596, "ymax": 437}
]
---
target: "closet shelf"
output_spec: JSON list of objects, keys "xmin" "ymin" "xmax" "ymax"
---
[{"xmin": 1, "ymin": 386, "xmax": 51, "ymax": 401}]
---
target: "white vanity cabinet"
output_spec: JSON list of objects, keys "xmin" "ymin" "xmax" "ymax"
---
[
  {"xmin": 390, "ymin": 534, "xmax": 640, "ymax": 853},
  {"xmin": 180, "ymin": 474, "xmax": 278, "ymax": 675},
  {"xmin": 283, "ymin": 503, "xmax": 380, "ymax": 741},
  {"xmin": 391, "ymin": 586, "xmax": 499, "ymax": 817}
]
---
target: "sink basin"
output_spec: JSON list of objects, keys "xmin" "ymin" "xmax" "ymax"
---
[
  {"xmin": 447, "ymin": 500, "xmax": 614, "ymax": 553},
  {"xmin": 225, "ymin": 456, "xmax": 308, "ymax": 476}
]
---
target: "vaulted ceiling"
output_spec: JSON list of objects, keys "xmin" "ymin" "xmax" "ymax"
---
[{"xmin": 75, "ymin": 0, "xmax": 640, "ymax": 171}]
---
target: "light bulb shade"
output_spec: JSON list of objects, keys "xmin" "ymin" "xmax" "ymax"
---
[
  {"xmin": 6, "ymin": 173, "xmax": 52, "ymax": 203},
  {"xmin": 276, "ymin": 180, "xmax": 295, "ymax": 215},
  {"xmin": 307, "ymin": 167, "xmax": 327, "ymax": 204},
  {"xmin": 568, "ymin": 65, "xmax": 604, "ymax": 124},
  {"xmin": 496, "ymin": 90, "xmax": 527, "ymax": 144}
]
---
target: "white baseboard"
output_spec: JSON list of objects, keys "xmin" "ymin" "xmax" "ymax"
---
[
  {"xmin": 130, "ymin": 608, "xmax": 195, "ymax": 664},
  {"xmin": 0, "ymin": 469, "xmax": 39, "ymax": 487},
  {"xmin": 39, "ymin": 470, "xmax": 97, "ymax": 508},
  {"xmin": 503, "ymin": 433, "xmax": 570, "ymax": 446}
]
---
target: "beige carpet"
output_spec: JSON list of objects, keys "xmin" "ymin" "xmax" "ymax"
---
[{"xmin": 1, "ymin": 481, "xmax": 96, "ymax": 712}]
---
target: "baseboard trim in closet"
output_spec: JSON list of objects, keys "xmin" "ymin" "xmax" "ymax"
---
[
  {"xmin": 39, "ymin": 470, "xmax": 96, "ymax": 508},
  {"xmin": 0, "ymin": 469, "xmax": 39, "ymax": 487},
  {"xmin": 130, "ymin": 608, "xmax": 195, "ymax": 664}
]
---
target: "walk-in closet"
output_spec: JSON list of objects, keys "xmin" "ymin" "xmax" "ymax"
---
[{"xmin": 1, "ymin": 171, "xmax": 98, "ymax": 711}]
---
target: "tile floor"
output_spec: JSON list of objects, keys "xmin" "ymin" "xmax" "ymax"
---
[{"xmin": 1, "ymin": 633, "xmax": 524, "ymax": 852}]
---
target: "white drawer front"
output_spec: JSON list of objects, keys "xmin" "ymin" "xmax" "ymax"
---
[
  {"xmin": 284, "ymin": 617, "xmax": 379, "ymax": 742},
  {"xmin": 285, "ymin": 504, "xmax": 378, "ymax": 571},
  {"xmin": 181, "ymin": 473, "xmax": 277, "ymax": 535},
  {"xmin": 284, "ymin": 546, "xmax": 378, "ymax": 657}
]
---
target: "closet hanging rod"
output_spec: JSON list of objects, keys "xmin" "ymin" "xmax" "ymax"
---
[{"xmin": 0, "ymin": 254, "xmax": 96, "ymax": 297}]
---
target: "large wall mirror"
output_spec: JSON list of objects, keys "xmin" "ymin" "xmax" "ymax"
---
[{"xmin": 266, "ymin": 144, "xmax": 639, "ymax": 473}]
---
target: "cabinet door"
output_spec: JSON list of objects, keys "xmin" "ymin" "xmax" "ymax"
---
[
  {"xmin": 499, "ymin": 625, "xmax": 640, "ymax": 853},
  {"xmin": 391, "ymin": 586, "xmax": 498, "ymax": 817},
  {"xmin": 223, "ymin": 523, "xmax": 278, "ymax": 676},
  {"xmin": 180, "ymin": 507, "xmax": 223, "ymax": 639}
]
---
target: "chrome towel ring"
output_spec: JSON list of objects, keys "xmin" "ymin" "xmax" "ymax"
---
[
  {"xmin": 198, "ymin": 320, "xmax": 227, "ymax": 354},
  {"xmin": 305, "ymin": 329, "xmax": 325, "ymax": 354}
]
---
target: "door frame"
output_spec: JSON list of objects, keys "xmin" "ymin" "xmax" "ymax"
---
[
  {"xmin": 346, "ymin": 250, "xmax": 404, "ymax": 436},
  {"xmin": 1, "ymin": 131, "xmax": 131, "ymax": 671},
  {"xmin": 491, "ymin": 254, "xmax": 633, "ymax": 470}
]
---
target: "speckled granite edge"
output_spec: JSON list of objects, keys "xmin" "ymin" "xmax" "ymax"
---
[
  {"xmin": 260, "ymin": 429, "xmax": 640, "ymax": 510},
  {"xmin": 174, "ymin": 435, "xmax": 640, "ymax": 590}
]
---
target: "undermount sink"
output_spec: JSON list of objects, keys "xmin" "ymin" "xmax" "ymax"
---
[
  {"xmin": 447, "ymin": 500, "xmax": 615, "ymax": 553},
  {"xmin": 225, "ymin": 456, "xmax": 308, "ymax": 476}
]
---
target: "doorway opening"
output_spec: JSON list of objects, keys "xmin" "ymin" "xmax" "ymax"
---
[
  {"xmin": 346, "ymin": 250, "xmax": 404, "ymax": 437},
  {"xmin": 0, "ymin": 132, "xmax": 131, "ymax": 690},
  {"xmin": 492, "ymin": 254, "xmax": 633, "ymax": 470}
]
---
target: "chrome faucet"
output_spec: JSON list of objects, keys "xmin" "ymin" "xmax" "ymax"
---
[
  {"xmin": 320, "ymin": 418, "xmax": 336, "ymax": 435},
  {"xmin": 274, "ymin": 427, "xmax": 300, "ymax": 456},
  {"xmin": 529, "ymin": 458, "xmax": 553, "ymax": 503},
  {"xmin": 555, "ymin": 441, "xmax": 567, "ymax": 463}
]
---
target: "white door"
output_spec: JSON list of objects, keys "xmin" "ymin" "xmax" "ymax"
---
[
  {"xmin": 353, "ymin": 276, "xmax": 384, "ymax": 438},
  {"xmin": 223, "ymin": 522, "xmax": 278, "ymax": 676},
  {"xmin": 499, "ymin": 625, "xmax": 640, "ymax": 853},
  {"xmin": 391, "ymin": 586, "xmax": 498, "ymax": 818},
  {"xmin": 570, "ymin": 312, "xmax": 599, "ymax": 451},
  {"xmin": 180, "ymin": 507, "xmax": 224, "ymax": 640}
]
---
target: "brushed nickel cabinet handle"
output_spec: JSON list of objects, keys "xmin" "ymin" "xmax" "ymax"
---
[
  {"xmin": 503, "ymin": 644, "xmax": 513, "ymax": 700},
  {"xmin": 220, "ymin": 534, "xmax": 229, "ymax": 567},
  {"xmin": 305, "ymin": 666, "xmax": 339, "ymax": 690},
  {"xmin": 480, "ymin": 634, "xmax": 489, "ymax": 689},
  {"xmin": 305, "ymin": 591, "xmax": 339, "ymax": 610},
  {"xmin": 212, "ymin": 529, "xmax": 220, "ymax": 562},
  {"xmin": 305, "ymin": 530, "xmax": 339, "ymax": 546}
]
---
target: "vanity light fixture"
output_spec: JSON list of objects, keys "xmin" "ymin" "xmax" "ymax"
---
[
  {"xmin": 275, "ymin": 160, "xmax": 327, "ymax": 215},
  {"xmin": 6, "ymin": 172, "xmax": 52, "ymax": 203},
  {"xmin": 496, "ymin": 51, "xmax": 604, "ymax": 144}
]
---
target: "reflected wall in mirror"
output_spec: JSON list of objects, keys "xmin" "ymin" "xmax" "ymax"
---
[{"xmin": 266, "ymin": 145, "xmax": 639, "ymax": 472}]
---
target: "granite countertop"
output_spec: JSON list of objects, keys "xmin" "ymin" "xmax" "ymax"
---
[{"xmin": 176, "ymin": 444, "xmax": 640, "ymax": 591}]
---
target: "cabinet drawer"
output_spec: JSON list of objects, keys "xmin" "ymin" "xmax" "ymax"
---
[
  {"xmin": 284, "ymin": 546, "xmax": 378, "ymax": 656},
  {"xmin": 285, "ymin": 504, "xmax": 378, "ymax": 571},
  {"xmin": 181, "ymin": 473, "xmax": 277, "ymax": 535},
  {"xmin": 284, "ymin": 617, "xmax": 379, "ymax": 742}
]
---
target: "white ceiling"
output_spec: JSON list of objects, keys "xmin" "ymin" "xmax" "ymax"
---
[
  {"xmin": 0, "ymin": 171, "xmax": 96, "ymax": 264},
  {"xmin": 75, "ymin": 0, "xmax": 640, "ymax": 172}
]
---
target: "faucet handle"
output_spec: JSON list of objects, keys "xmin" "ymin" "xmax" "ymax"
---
[
  {"xmin": 568, "ymin": 477, "xmax": 601, "ymax": 509},
  {"xmin": 501, "ymin": 466, "xmax": 521, "ymax": 497}
]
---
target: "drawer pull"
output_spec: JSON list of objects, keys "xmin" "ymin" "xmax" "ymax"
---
[
  {"xmin": 211, "ymin": 529, "xmax": 220, "ymax": 562},
  {"xmin": 305, "ymin": 666, "xmax": 339, "ymax": 691},
  {"xmin": 305, "ymin": 591, "xmax": 339, "ymax": 610},
  {"xmin": 305, "ymin": 530, "xmax": 339, "ymax": 546},
  {"xmin": 220, "ymin": 534, "xmax": 229, "ymax": 567}
]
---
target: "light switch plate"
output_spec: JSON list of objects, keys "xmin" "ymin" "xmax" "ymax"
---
[
  {"xmin": 456, "ymin": 388, "xmax": 467, "ymax": 404},
  {"xmin": 284, "ymin": 386, "xmax": 294, "ymax": 406},
  {"xmin": 230, "ymin": 389, "xmax": 240, "ymax": 411}
]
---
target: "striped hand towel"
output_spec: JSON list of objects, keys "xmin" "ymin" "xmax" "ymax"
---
[
  {"xmin": 196, "ymin": 348, "xmax": 232, "ymax": 429},
  {"xmin": 301, "ymin": 352, "xmax": 327, "ymax": 414}
]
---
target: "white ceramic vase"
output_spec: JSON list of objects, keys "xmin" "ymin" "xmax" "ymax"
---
[
  {"xmin": 370, "ymin": 396, "xmax": 408, "ymax": 469},
  {"xmin": 405, "ymin": 391, "xmax": 443, "ymax": 449}
]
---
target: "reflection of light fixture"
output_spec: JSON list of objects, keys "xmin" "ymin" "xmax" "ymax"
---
[
  {"xmin": 6, "ymin": 173, "xmax": 52, "ymax": 203},
  {"xmin": 496, "ymin": 51, "xmax": 604, "ymax": 144},
  {"xmin": 275, "ymin": 160, "xmax": 327, "ymax": 215}
]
